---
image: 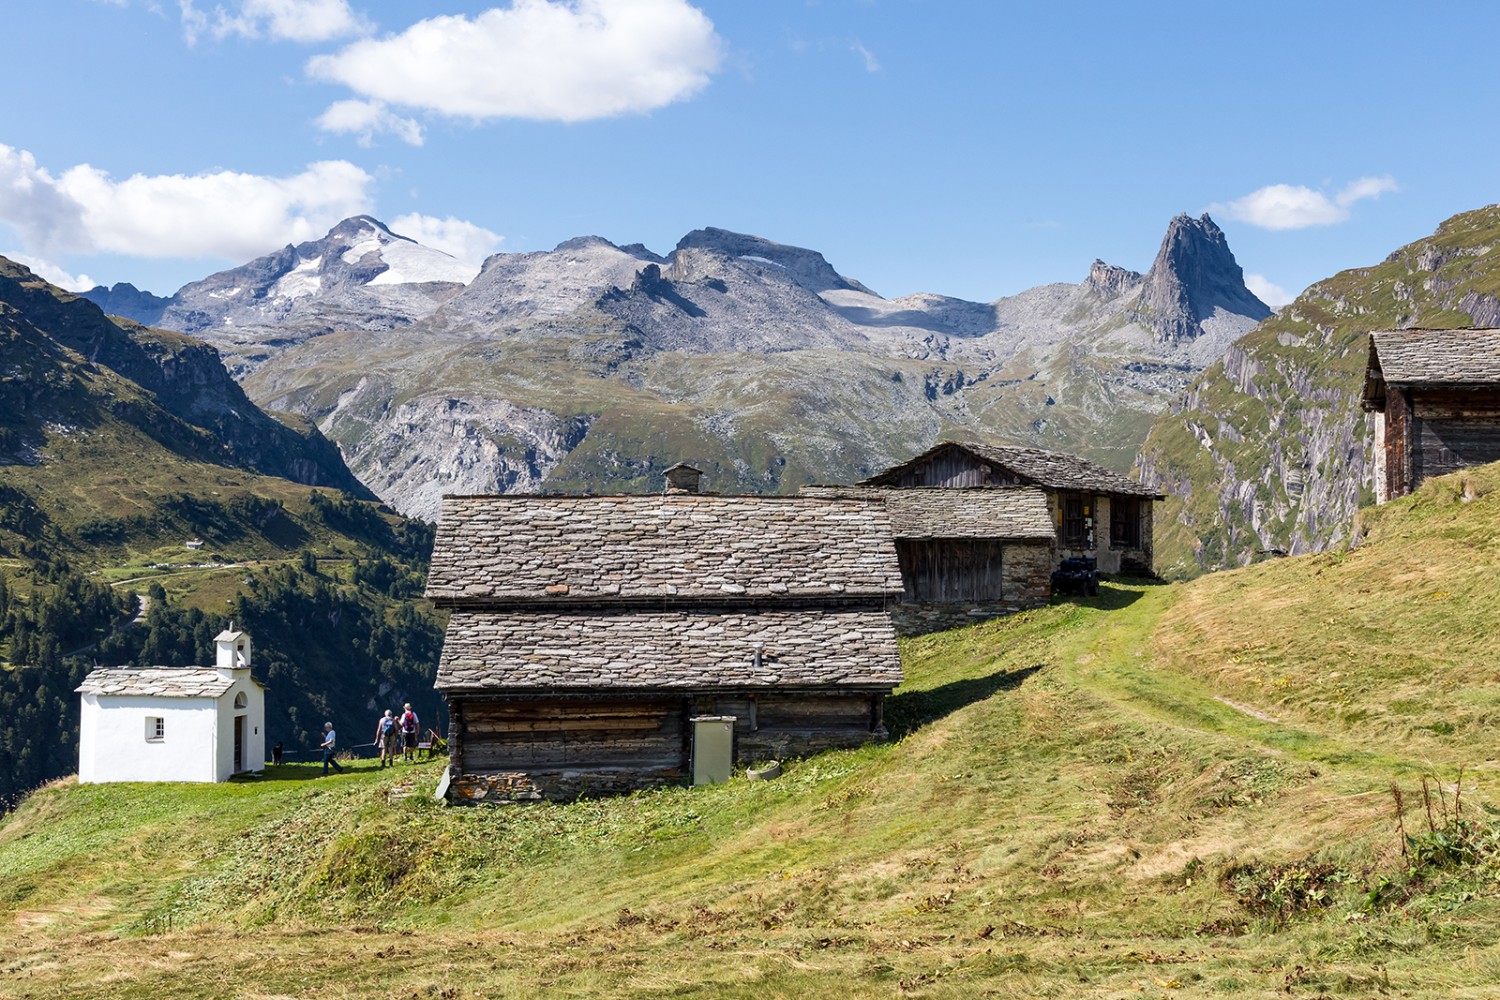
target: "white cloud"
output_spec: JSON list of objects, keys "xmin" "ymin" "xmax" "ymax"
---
[
  {"xmin": 390, "ymin": 213, "xmax": 504, "ymax": 266},
  {"xmin": 316, "ymin": 99, "xmax": 424, "ymax": 146},
  {"xmin": 1214, "ymin": 176, "xmax": 1399, "ymax": 230},
  {"xmin": 1244, "ymin": 273, "xmax": 1293, "ymax": 309},
  {"xmin": 3, "ymin": 252, "xmax": 95, "ymax": 292},
  {"xmin": 851, "ymin": 40, "xmax": 880, "ymax": 73},
  {"xmin": 308, "ymin": 0, "xmax": 722, "ymax": 123},
  {"xmin": 0, "ymin": 143, "xmax": 375, "ymax": 261},
  {"xmin": 181, "ymin": 0, "xmax": 368, "ymax": 44}
]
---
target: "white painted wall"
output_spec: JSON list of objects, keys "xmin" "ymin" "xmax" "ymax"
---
[
  {"xmin": 79, "ymin": 693, "xmax": 220, "ymax": 783},
  {"xmin": 78, "ymin": 673, "xmax": 266, "ymax": 783},
  {"xmin": 214, "ymin": 673, "xmax": 266, "ymax": 780}
]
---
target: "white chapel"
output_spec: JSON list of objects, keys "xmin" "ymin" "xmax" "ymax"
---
[{"xmin": 76, "ymin": 627, "xmax": 267, "ymax": 783}]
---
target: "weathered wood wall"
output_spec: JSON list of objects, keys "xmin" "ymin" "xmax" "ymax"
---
[
  {"xmin": 1411, "ymin": 389, "xmax": 1500, "ymax": 488},
  {"xmin": 888, "ymin": 445, "xmax": 1023, "ymax": 488},
  {"xmin": 458, "ymin": 698, "xmax": 684, "ymax": 773},
  {"xmin": 449, "ymin": 690, "xmax": 884, "ymax": 801},
  {"xmin": 895, "ymin": 539, "xmax": 1006, "ymax": 602}
]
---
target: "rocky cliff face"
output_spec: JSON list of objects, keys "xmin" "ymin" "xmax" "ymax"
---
[
  {"xmin": 98, "ymin": 214, "xmax": 1273, "ymax": 518},
  {"xmin": 1136, "ymin": 203, "xmax": 1500, "ymax": 576},
  {"xmin": 0, "ymin": 256, "xmax": 371, "ymax": 496}
]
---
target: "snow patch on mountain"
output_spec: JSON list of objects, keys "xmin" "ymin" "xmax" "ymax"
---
[{"xmin": 342, "ymin": 228, "xmax": 479, "ymax": 286}]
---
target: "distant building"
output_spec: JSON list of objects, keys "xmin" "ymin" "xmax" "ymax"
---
[
  {"xmin": 858, "ymin": 441, "xmax": 1162, "ymax": 576},
  {"xmin": 800, "ymin": 484, "xmax": 1056, "ymax": 632},
  {"xmin": 425, "ymin": 472, "xmax": 905, "ymax": 803},
  {"xmin": 1363, "ymin": 328, "xmax": 1500, "ymax": 502},
  {"xmin": 76, "ymin": 628, "xmax": 266, "ymax": 783},
  {"xmin": 185, "ymin": 539, "xmax": 205, "ymax": 551}
]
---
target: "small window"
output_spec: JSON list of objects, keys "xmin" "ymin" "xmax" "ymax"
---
[
  {"xmin": 234, "ymin": 691, "xmax": 248, "ymax": 709},
  {"xmin": 1111, "ymin": 498, "xmax": 1142, "ymax": 549},
  {"xmin": 1061, "ymin": 493, "xmax": 1089, "ymax": 547},
  {"xmin": 145, "ymin": 716, "xmax": 164, "ymax": 742}
]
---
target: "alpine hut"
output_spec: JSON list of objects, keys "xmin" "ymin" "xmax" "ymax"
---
[
  {"xmin": 425, "ymin": 473, "xmax": 906, "ymax": 802},
  {"xmin": 1363, "ymin": 328, "xmax": 1500, "ymax": 502}
]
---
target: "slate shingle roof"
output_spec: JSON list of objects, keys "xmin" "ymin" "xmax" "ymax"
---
[
  {"xmin": 77, "ymin": 666, "xmax": 235, "ymax": 698},
  {"xmin": 425, "ymin": 494, "xmax": 905, "ymax": 605},
  {"xmin": 437, "ymin": 607, "xmax": 902, "ymax": 692},
  {"xmin": 860, "ymin": 441, "xmax": 1158, "ymax": 497},
  {"xmin": 798, "ymin": 485, "xmax": 1055, "ymax": 540},
  {"xmin": 1366, "ymin": 329, "xmax": 1500, "ymax": 396}
]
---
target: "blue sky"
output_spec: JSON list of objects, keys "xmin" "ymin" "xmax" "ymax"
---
[{"xmin": 3, "ymin": 1, "xmax": 1499, "ymax": 307}]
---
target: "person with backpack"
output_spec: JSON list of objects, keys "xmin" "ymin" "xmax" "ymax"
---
[
  {"xmin": 400, "ymin": 703, "xmax": 420, "ymax": 762},
  {"xmin": 374, "ymin": 710, "xmax": 400, "ymax": 768}
]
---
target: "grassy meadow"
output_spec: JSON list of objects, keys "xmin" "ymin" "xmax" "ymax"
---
[{"xmin": 6, "ymin": 467, "xmax": 1500, "ymax": 997}]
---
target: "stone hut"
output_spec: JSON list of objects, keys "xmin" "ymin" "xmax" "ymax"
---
[
  {"xmin": 800, "ymin": 484, "xmax": 1055, "ymax": 632},
  {"xmin": 425, "ymin": 481, "xmax": 905, "ymax": 802},
  {"xmin": 859, "ymin": 441, "xmax": 1161, "ymax": 576},
  {"xmin": 1362, "ymin": 328, "xmax": 1500, "ymax": 502}
]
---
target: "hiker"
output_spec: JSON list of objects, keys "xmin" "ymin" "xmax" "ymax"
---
[
  {"xmin": 400, "ymin": 703, "xmax": 420, "ymax": 762},
  {"xmin": 320, "ymin": 722, "xmax": 343, "ymax": 776},
  {"xmin": 375, "ymin": 710, "xmax": 400, "ymax": 767}
]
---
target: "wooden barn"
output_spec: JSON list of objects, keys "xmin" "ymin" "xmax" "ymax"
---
[
  {"xmin": 860, "ymin": 441, "xmax": 1161, "ymax": 576},
  {"xmin": 1363, "ymin": 328, "xmax": 1500, "ymax": 502},
  {"xmin": 424, "ymin": 483, "xmax": 905, "ymax": 803},
  {"xmin": 800, "ymin": 485, "xmax": 1055, "ymax": 632}
]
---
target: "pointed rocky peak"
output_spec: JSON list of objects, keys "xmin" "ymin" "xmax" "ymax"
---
[
  {"xmin": 1085, "ymin": 259, "xmax": 1142, "ymax": 300},
  {"xmin": 1133, "ymin": 213, "xmax": 1270, "ymax": 344}
]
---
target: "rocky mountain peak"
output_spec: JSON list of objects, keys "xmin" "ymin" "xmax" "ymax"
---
[
  {"xmin": 1132, "ymin": 213, "xmax": 1270, "ymax": 345},
  {"xmin": 673, "ymin": 227, "xmax": 867, "ymax": 295},
  {"xmin": 1085, "ymin": 259, "xmax": 1143, "ymax": 300}
]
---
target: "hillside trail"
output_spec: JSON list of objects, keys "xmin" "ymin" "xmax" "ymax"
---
[{"xmin": 1056, "ymin": 582, "xmax": 1449, "ymax": 783}]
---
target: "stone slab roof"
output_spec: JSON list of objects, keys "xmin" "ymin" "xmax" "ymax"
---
[
  {"xmin": 425, "ymin": 494, "xmax": 905, "ymax": 605},
  {"xmin": 77, "ymin": 666, "xmax": 235, "ymax": 698},
  {"xmin": 437, "ymin": 607, "xmax": 902, "ymax": 693},
  {"xmin": 799, "ymin": 485, "xmax": 1055, "ymax": 540},
  {"xmin": 861, "ymin": 441, "xmax": 1159, "ymax": 497},
  {"xmin": 1366, "ymin": 329, "xmax": 1500, "ymax": 401}
]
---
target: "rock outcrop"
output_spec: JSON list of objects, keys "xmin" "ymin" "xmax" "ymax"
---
[
  {"xmin": 1136, "ymin": 203, "xmax": 1500, "ymax": 576},
  {"xmin": 1132, "ymin": 214, "xmax": 1271, "ymax": 349}
]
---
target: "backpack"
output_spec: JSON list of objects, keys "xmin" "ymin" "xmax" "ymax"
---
[{"xmin": 401, "ymin": 710, "xmax": 417, "ymax": 733}]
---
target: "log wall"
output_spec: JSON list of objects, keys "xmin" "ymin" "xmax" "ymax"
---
[
  {"xmin": 447, "ymin": 690, "xmax": 885, "ymax": 802},
  {"xmin": 1411, "ymin": 389, "xmax": 1500, "ymax": 489}
]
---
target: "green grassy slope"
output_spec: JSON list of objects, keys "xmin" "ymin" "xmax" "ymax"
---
[
  {"xmin": 0, "ymin": 257, "xmax": 443, "ymax": 809},
  {"xmin": 6, "ymin": 467, "xmax": 1500, "ymax": 997},
  {"xmin": 1138, "ymin": 203, "xmax": 1500, "ymax": 577}
]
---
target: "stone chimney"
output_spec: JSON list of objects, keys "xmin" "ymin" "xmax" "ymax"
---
[{"xmin": 663, "ymin": 462, "xmax": 704, "ymax": 494}]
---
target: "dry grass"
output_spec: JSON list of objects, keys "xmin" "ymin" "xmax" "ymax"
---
[{"xmin": 8, "ymin": 469, "xmax": 1500, "ymax": 996}]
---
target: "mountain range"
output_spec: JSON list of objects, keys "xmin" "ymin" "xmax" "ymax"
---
[{"xmin": 84, "ymin": 213, "xmax": 1270, "ymax": 521}]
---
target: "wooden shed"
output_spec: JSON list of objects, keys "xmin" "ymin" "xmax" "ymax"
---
[
  {"xmin": 800, "ymin": 485, "xmax": 1055, "ymax": 633},
  {"xmin": 424, "ymin": 488, "xmax": 906, "ymax": 802},
  {"xmin": 859, "ymin": 441, "xmax": 1161, "ymax": 576},
  {"xmin": 1362, "ymin": 329, "xmax": 1500, "ymax": 502}
]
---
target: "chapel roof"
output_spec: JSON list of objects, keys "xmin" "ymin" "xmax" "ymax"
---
[{"xmin": 76, "ymin": 666, "xmax": 241, "ymax": 698}]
